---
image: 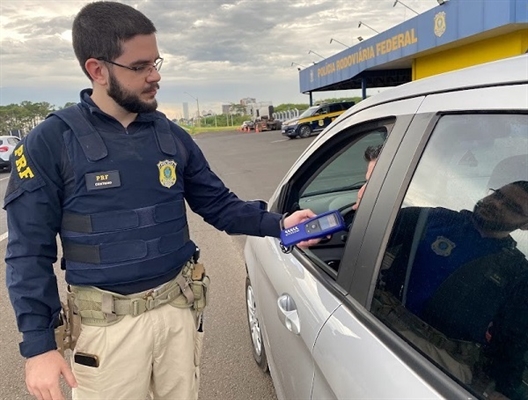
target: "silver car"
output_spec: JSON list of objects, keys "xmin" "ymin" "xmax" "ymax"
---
[
  {"xmin": 245, "ymin": 55, "xmax": 528, "ymax": 400},
  {"xmin": 0, "ymin": 135, "xmax": 21, "ymax": 172}
]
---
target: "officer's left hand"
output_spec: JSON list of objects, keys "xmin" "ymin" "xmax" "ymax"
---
[{"xmin": 283, "ymin": 209, "xmax": 324, "ymax": 248}]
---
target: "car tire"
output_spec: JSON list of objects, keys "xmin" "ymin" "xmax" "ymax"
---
[
  {"xmin": 245, "ymin": 276, "xmax": 268, "ymax": 372},
  {"xmin": 299, "ymin": 125, "xmax": 312, "ymax": 138}
]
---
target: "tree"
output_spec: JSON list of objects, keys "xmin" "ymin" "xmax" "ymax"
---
[{"xmin": 0, "ymin": 101, "xmax": 56, "ymax": 137}]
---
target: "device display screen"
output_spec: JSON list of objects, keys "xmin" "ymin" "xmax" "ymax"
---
[{"xmin": 319, "ymin": 213, "xmax": 338, "ymax": 230}]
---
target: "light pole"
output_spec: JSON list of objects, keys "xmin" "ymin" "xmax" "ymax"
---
[
  {"xmin": 393, "ymin": 0, "xmax": 419, "ymax": 15},
  {"xmin": 308, "ymin": 49, "xmax": 325, "ymax": 60},
  {"xmin": 358, "ymin": 21, "xmax": 379, "ymax": 34},
  {"xmin": 291, "ymin": 62, "xmax": 306, "ymax": 69},
  {"xmin": 184, "ymin": 91, "xmax": 200, "ymax": 127},
  {"xmin": 330, "ymin": 38, "xmax": 350, "ymax": 48}
]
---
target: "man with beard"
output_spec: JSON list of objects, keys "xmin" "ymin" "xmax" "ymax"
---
[
  {"xmin": 394, "ymin": 180, "xmax": 528, "ymax": 322},
  {"xmin": 379, "ymin": 181, "xmax": 528, "ymax": 397},
  {"xmin": 3, "ymin": 2, "xmax": 318, "ymax": 400}
]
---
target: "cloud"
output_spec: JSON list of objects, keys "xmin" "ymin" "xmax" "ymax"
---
[{"xmin": 0, "ymin": 0, "xmax": 435, "ymax": 119}]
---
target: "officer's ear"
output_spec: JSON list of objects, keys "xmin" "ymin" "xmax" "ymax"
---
[{"xmin": 85, "ymin": 58, "xmax": 109, "ymax": 85}]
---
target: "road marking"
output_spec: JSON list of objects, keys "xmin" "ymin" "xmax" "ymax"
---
[
  {"xmin": 0, "ymin": 232, "xmax": 7, "ymax": 242},
  {"xmin": 0, "ymin": 175, "xmax": 10, "ymax": 181},
  {"xmin": 271, "ymin": 139, "xmax": 290, "ymax": 143}
]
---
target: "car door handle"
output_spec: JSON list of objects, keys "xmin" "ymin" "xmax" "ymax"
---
[{"xmin": 277, "ymin": 294, "xmax": 301, "ymax": 335}]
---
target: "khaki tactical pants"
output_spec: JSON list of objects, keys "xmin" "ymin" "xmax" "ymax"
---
[{"xmin": 72, "ymin": 303, "xmax": 204, "ymax": 400}]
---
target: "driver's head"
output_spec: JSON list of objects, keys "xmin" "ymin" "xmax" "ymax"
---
[
  {"xmin": 352, "ymin": 144, "xmax": 383, "ymax": 211},
  {"xmin": 473, "ymin": 180, "xmax": 528, "ymax": 235}
]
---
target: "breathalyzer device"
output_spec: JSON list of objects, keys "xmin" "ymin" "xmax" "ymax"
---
[{"xmin": 280, "ymin": 210, "xmax": 346, "ymax": 247}]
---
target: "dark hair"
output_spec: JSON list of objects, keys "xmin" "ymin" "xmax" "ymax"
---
[
  {"xmin": 511, "ymin": 180, "xmax": 528, "ymax": 194},
  {"xmin": 72, "ymin": 1, "xmax": 157, "ymax": 80},
  {"xmin": 364, "ymin": 144, "xmax": 383, "ymax": 162}
]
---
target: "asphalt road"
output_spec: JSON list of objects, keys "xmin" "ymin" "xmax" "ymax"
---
[{"xmin": 0, "ymin": 129, "xmax": 315, "ymax": 400}]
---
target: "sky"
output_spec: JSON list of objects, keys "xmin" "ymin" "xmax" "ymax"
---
[{"xmin": 0, "ymin": 0, "xmax": 437, "ymax": 120}]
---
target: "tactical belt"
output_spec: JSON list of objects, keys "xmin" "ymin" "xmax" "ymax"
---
[
  {"xmin": 70, "ymin": 261, "xmax": 195, "ymax": 326},
  {"xmin": 373, "ymin": 289, "xmax": 480, "ymax": 366}
]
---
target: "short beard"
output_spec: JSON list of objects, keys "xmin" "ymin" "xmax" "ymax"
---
[
  {"xmin": 107, "ymin": 72, "xmax": 158, "ymax": 114},
  {"xmin": 472, "ymin": 201, "xmax": 521, "ymax": 233}
]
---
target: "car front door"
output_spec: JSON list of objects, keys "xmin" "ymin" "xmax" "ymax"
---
[{"xmin": 252, "ymin": 97, "xmax": 424, "ymax": 399}]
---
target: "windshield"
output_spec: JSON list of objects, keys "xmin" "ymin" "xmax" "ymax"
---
[{"xmin": 299, "ymin": 106, "xmax": 320, "ymax": 119}]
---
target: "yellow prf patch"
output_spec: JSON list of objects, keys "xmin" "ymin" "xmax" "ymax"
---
[
  {"xmin": 14, "ymin": 145, "xmax": 35, "ymax": 179},
  {"xmin": 157, "ymin": 159, "xmax": 177, "ymax": 188}
]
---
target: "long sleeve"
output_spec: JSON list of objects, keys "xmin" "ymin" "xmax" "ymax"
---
[{"xmin": 4, "ymin": 122, "xmax": 65, "ymax": 357}]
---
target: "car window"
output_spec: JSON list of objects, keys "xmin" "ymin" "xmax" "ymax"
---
[
  {"xmin": 298, "ymin": 131, "xmax": 385, "ymax": 213},
  {"xmin": 7, "ymin": 138, "xmax": 19, "ymax": 145},
  {"xmin": 299, "ymin": 106, "xmax": 319, "ymax": 119},
  {"xmin": 281, "ymin": 119, "xmax": 394, "ymax": 276},
  {"xmin": 371, "ymin": 113, "xmax": 528, "ymax": 400}
]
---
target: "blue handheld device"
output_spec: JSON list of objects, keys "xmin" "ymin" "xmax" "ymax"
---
[{"xmin": 280, "ymin": 210, "xmax": 346, "ymax": 247}]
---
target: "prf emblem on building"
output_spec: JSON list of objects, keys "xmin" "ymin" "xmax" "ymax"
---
[
  {"xmin": 434, "ymin": 11, "xmax": 446, "ymax": 37},
  {"xmin": 157, "ymin": 160, "xmax": 177, "ymax": 188}
]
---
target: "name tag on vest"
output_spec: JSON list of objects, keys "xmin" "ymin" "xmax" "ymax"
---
[{"xmin": 85, "ymin": 170, "xmax": 121, "ymax": 191}]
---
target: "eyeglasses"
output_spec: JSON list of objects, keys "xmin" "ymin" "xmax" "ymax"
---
[
  {"xmin": 487, "ymin": 188, "xmax": 528, "ymax": 218},
  {"xmin": 96, "ymin": 57, "xmax": 163, "ymax": 75}
]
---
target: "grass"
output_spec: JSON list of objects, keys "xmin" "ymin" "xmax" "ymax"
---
[{"xmin": 181, "ymin": 125, "xmax": 239, "ymax": 135}]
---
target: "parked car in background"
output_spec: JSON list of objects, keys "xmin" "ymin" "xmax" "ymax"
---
[
  {"xmin": 0, "ymin": 135, "xmax": 21, "ymax": 172},
  {"xmin": 281, "ymin": 101, "xmax": 355, "ymax": 139},
  {"xmin": 245, "ymin": 55, "xmax": 528, "ymax": 400}
]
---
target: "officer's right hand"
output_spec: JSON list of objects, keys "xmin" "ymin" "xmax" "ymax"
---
[{"xmin": 26, "ymin": 350, "xmax": 77, "ymax": 400}]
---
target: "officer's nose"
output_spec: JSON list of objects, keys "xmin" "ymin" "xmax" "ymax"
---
[{"xmin": 147, "ymin": 68, "xmax": 161, "ymax": 83}]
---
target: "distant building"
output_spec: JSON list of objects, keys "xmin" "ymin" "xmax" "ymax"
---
[
  {"xmin": 182, "ymin": 102, "xmax": 189, "ymax": 120},
  {"xmin": 240, "ymin": 98, "xmax": 256, "ymax": 106},
  {"xmin": 222, "ymin": 104, "xmax": 231, "ymax": 114}
]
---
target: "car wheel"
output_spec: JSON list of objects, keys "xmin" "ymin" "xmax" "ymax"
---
[
  {"xmin": 299, "ymin": 125, "xmax": 312, "ymax": 138},
  {"xmin": 246, "ymin": 276, "xmax": 268, "ymax": 372}
]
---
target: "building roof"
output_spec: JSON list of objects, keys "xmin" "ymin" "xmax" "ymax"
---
[{"xmin": 299, "ymin": 0, "xmax": 528, "ymax": 93}]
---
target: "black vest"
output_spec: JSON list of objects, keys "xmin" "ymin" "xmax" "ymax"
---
[{"xmin": 50, "ymin": 105, "xmax": 195, "ymax": 289}]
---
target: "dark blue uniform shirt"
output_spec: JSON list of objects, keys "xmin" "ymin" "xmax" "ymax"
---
[
  {"xmin": 4, "ymin": 89, "xmax": 282, "ymax": 357},
  {"xmin": 406, "ymin": 209, "xmax": 507, "ymax": 315}
]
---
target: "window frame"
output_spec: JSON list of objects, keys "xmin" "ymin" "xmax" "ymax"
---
[{"xmin": 272, "ymin": 117, "xmax": 397, "ymax": 288}]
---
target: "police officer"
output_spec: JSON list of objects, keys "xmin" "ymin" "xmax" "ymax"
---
[{"xmin": 4, "ymin": 2, "xmax": 318, "ymax": 400}]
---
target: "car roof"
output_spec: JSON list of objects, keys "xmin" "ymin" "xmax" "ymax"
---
[{"xmin": 347, "ymin": 54, "xmax": 528, "ymax": 116}]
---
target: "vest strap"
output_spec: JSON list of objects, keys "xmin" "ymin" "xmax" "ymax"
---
[
  {"xmin": 155, "ymin": 118, "xmax": 177, "ymax": 155},
  {"xmin": 62, "ymin": 200, "xmax": 184, "ymax": 234},
  {"xmin": 62, "ymin": 228, "xmax": 190, "ymax": 264},
  {"xmin": 50, "ymin": 105, "xmax": 108, "ymax": 161}
]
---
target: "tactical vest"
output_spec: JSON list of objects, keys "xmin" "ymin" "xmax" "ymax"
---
[{"xmin": 50, "ymin": 105, "xmax": 196, "ymax": 289}]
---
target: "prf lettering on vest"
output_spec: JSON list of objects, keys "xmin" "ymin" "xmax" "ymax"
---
[
  {"xmin": 96, "ymin": 175, "xmax": 109, "ymax": 181},
  {"xmin": 14, "ymin": 145, "xmax": 35, "ymax": 179}
]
